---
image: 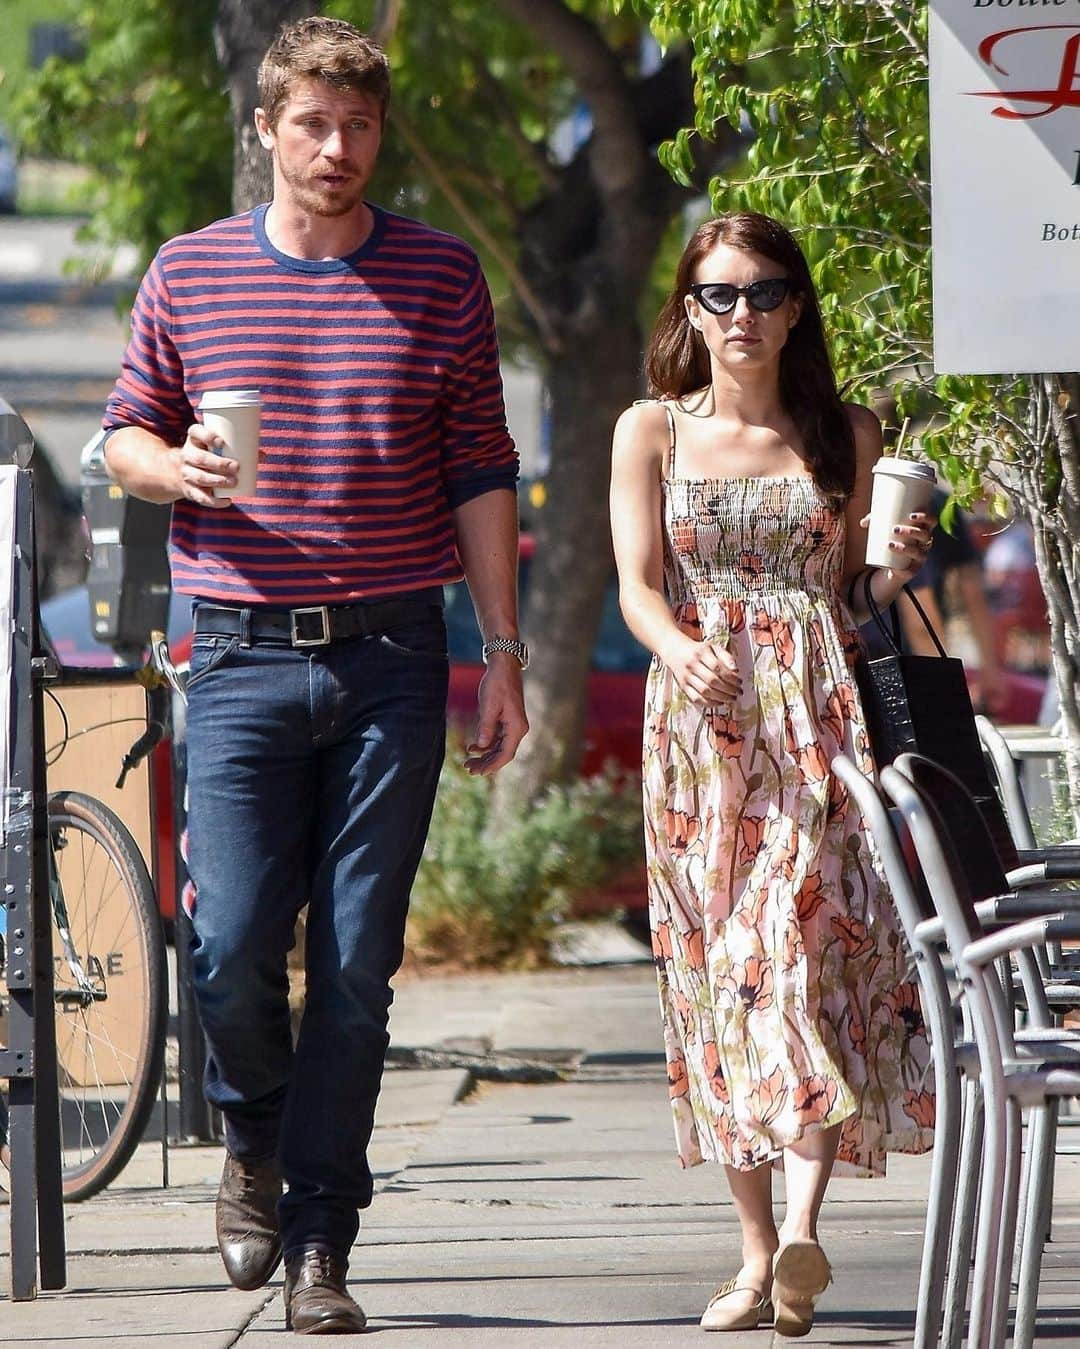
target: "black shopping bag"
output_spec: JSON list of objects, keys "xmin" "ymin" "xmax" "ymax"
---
[{"xmin": 854, "ymin": 578, "xmax": 991, "ymax": 803}]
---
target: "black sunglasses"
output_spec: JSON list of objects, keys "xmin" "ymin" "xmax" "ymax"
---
[{"xmin": 689, "ymin": 278, "xmax": 793, "ymax": 315}]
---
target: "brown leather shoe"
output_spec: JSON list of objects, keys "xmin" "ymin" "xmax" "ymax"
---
[
  {"xmin": 215, "ymin": 1151, "xmax": 283, "ymax": 1291},
  {"xmin": 284, "ymin": 1248, "xmax": 367, "ymax": 1334}
]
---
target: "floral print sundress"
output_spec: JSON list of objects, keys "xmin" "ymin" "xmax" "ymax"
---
[{"xmin": 643, "ymin": 404, "xmax": 934, "ymax": 1176}]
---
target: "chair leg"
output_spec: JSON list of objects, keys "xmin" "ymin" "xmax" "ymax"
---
[
  {"xmin": 915, "ymin": 1058, "xmax": 962, "ymax": 1349},
  {"xmin": 970, "ymin": 1075, "xmax": 1008, "ymax": 1349},
  {"xmin": 988, "ymin": 1096, "xmax": 1023, "ymax": 1349},
  {"xmin": 944, "ymin": 1077, "xmax": 983, "ymax": 1349},
  {"xmin": 1012, "ymin": 1099, "xmax": 1059, "ymax": 1349},
  {"xmin": 1012, "ymin": 1101, "xmax": 1054, "ymax": 1289},
  {"xmin": 1012, "ymin": 1103, "xmax": 1034, "ymax": 1287}
]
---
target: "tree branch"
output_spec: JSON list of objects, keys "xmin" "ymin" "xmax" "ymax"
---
[
  {"xmin": 460, "ymin": 42, "xmax": 561, "ymax": 191},
  {"xmin": 1048, "ymin": 374, "xmax": 1080, "ymax": 510},
  {"xmin": 390, "ymin": 107, "xmax": 563, "ymax": 353},
  {"xmin": 489, "ymin": 0, "xmax": 648, "ymax": 201},
  {"xmin": 370, "ymin": 0, "xmax": 402, "ymax": 47}
]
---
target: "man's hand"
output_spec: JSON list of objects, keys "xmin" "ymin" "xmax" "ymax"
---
[
  {"xmin": 974, "ymin": 664, "xmax": 1011, "ymax": 718},
  {"xmin": 171, "ymin": 424, "xmax": 239, "ymax": 508},
  {"xmin": 464, "ymin": 654, "xmax": 528, "ymax": 775}
]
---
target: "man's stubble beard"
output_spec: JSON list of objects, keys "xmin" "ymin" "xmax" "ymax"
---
[{"xmin": 283, "ymin": 163, "xmax": 369, "ymax": 219}]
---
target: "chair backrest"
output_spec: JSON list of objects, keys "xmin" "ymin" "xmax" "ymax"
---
[
  {"xmin": 893, "ymin": 753, "xmax": 1013, "ymax": 902},
  {"xmin": 832, "ymin": 754, "xmax": 957, "ymax": 1060},
  {"xmin": 881, "ymin": 761, "xmax": 1019, "ymax": 1057},
  {"xmin": 971, "ymin": 779, "xmax": 1023, "ymax": 873},
  {"xmin": 975, "ymin": 714, "xmax": 1039, "ymax": 851},
  {"xmin": 832, "ymin": 754, "xmax": 933, "ymax": 934},
  {"xmin": 882, "ymin": 758, "xmax": 984, "ymax": 953},
  {"xmin": 895, "ymin": 752, "xmax": 1059, "ymax": 1026}
]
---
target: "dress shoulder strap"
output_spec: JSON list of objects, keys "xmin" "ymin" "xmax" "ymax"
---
[
  {"xmin": 660, "ymin": 401, "xmax": 676, "ymax": 479},
  {"xmin": 632, "ymin": 398, "xmax": 677, "ymax": 480}
]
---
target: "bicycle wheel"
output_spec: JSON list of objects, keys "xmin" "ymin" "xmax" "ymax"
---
[{"xmin": 44, "ymin": 790, "xmax": 167, "ymax": 1200}]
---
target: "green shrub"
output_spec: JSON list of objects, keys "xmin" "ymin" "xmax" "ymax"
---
[
  {"xmin": 407, "ymin": 750, "xmax": 644, "ymax": 969},
  {"xmin": 1029, "ymin": 767, "xmax": 1078, "ymax": 850}
]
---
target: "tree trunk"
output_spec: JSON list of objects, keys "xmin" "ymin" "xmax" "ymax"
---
[
  {"xmin": 1030, "ymin": 374, "xmax": 1080, "ymax": 833},
  {"xmin": 212, "ymin": 0, "xmax": 317, "ymax": 994},
  {"xmin": 987, "ymin": 373, "xmax": 1080, "ymax": 835},
  {"xmin": 506, "ymin": 322, "xmax": 644, "ymax": 799},
  {"xmin": 213, "ymin": 0, "xmax": 317, "ymax": 214},
  {"xmin": 1030, "ymin": 521, "xmax": 1080, "ymax": 825}
]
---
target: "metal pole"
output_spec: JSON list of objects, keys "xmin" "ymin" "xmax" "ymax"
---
[
  {"xmin": 29, "ymin": 471, "xmax": 64, "ymax": 1287},
  {"xmin": 170, "ymin": 697, "xmax": 213, "ymax": 1142},
  {"xmin": 4, "ymin": 468, "xmax": 65, "ymax": 1299}
]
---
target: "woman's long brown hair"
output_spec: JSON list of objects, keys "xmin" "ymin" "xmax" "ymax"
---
[{"xmin": 645, "ymin": 212, "xmax": 855, "ymax": 505}]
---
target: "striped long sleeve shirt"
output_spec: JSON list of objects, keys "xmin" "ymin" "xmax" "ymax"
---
[{"xmin": 103, "ymin": 203, "xmax": 518, "ymax": 605}]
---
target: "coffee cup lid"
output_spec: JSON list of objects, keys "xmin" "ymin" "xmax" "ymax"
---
[
  {"xmin": 199, "ymin": 389, "xmax": 261, "ymax": 409},
  {"xmin": 871, "ymin": 457, "xmax": 935, "ymax": 481}
]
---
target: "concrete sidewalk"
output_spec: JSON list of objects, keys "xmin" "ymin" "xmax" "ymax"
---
[{"xmin": 4, "ymin": 962, "xmax": 1080, "ymax": 1346}]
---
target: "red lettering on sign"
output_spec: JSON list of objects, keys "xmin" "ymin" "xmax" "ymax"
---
[{"xmin": 969, "ymin": 25, "xmax": 1080, "ymax": 118}]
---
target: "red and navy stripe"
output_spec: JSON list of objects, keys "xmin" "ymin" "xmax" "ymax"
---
[{"xmin": 104, "ymin": 204, "xmax": 517, "ymax": 604}]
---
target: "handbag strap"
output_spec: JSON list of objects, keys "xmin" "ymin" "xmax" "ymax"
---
[
  {"xmin": 863, "ymin": 574, "xmax": 949, "ymax": 660},
  {"xmin": 862, "ymin": 573, "xmax": 902, "ymax": 656}
]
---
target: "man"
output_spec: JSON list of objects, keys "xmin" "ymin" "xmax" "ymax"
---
[
  {"xmin": 103, "ymin": 17, "xmax": 527, "ymax": 1334},
  {"xmin": 897, "ymin": 488, "xmax": 1008, "ymax": 716}
]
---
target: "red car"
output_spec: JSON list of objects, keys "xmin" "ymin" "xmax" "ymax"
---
[
  {"xmin": 42, "ymin": 538, "xmax": 651, "ymax": 767},
  {"xmin": 442, "ymin": 536, "xmax": 648, "ymax": 774}
]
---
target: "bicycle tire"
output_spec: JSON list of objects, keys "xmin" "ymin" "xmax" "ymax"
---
[{"xmin": 45, "ymin": 790, "xmax": 167, "ymax": 1200}]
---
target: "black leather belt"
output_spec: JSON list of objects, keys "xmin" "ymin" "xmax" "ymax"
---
[{"xmin": 193, "ymin": 598, "xmax": 443, "ymax": 648}]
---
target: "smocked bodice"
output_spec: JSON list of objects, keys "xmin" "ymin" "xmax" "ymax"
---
[{"xmin": 662, "ymin": 475, "xmax": 845, "ymax": 610}]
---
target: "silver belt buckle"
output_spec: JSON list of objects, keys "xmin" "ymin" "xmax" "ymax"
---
[{"xmin": 290, "ymin": 605, "xmax": 331, "ymax": 647}]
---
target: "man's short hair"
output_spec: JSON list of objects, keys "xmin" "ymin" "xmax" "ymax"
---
[{"xmin": 258, "ymin": 16, "xmax": 390, "ymax": 128}]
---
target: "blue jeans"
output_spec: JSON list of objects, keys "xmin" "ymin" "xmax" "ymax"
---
[{"xmin": 184, "ymin": 609, "xmax": 448, "ymax": 1258}]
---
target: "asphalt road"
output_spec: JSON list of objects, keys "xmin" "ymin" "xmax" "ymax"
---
[{"xmin": 0, "ymin": 215, "xmax": 135, "ymax": 484}]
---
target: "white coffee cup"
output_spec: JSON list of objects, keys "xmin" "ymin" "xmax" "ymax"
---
[
  {"xmin": 864, "ymin": 458, "xmax": 937, "ymax": 568},
  {"xmin": 199, "ymin": 389, "xmax": 261, "ymax": 499}
]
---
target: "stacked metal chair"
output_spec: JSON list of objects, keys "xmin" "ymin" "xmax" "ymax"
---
[{"xmin": 833, "ymin": 752, "xmax": 1080, "ymax": 1348}]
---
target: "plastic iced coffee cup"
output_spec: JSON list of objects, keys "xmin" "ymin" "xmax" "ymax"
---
[
  {"xmin": 864, "ymin": 458, "xmax": 936, "ymax": 568},
  {"xmin": 199, "ymin": 389, "xmax": 261, "ymax": 499}
]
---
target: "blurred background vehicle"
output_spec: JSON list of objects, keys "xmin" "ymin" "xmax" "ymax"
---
[
  {"xmin": 444, "ymin": 535, "xmax": 649, "ymax": 776},
  {"xmin": 41, "ymin": 535, "xmax": 651, "ymax": 774}
]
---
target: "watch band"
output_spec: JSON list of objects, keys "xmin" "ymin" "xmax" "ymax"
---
[{"xmin": 482, "ymin": 634, "xmax": 529, "ymax": 670}]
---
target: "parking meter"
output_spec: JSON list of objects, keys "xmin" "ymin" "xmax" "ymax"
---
[
  {"xmin": 0, "ymin": 395, "xmax": 35, "ymax": 468},
  {"xmin": 80, "ymin": 431, "xmax": 171, "ymax": 658}
]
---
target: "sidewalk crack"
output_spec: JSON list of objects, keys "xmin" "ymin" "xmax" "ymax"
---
[{"xmin": 223, "ymin": 1288, "xmax": 277, "ymax": 1345}]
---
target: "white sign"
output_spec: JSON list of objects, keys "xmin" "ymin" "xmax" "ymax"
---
[{"xmin": 929, "ymin": 5, "xmax": 1080, "ymax": 374}]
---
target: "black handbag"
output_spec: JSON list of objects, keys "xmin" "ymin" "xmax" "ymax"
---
[{"xmin": 854, "ymin": 577, "xmax": 990, "ymax": 801}]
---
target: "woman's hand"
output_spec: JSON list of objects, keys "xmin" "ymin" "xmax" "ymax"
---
[
  {"xmin": 663, "ymin": 635, "xmax": 742, "ymax": 706},
  {"xmin": 859, "ymin": 510, "xmax": 936, "ymax": 577}
]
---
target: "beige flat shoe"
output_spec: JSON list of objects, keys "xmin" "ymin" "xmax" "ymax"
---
[
  {"xmin": 699, "ymin": 1276, "xmax": 773, "ymax": 1331},
  {"xmin": 771, "ymin": 1239, "xmax": 832, "ymax": 1338}
]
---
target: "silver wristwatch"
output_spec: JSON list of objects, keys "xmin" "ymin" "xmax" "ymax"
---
[{"xmin": 481, "ymin": 634, "xmax": 530, "ymax": 670}]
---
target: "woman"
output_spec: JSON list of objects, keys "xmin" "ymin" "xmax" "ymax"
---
[{"xmin": 610, "ymin": 213, "xmax": 935, "ymax": 1336}]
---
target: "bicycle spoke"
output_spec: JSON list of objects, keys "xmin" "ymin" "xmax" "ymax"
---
[{"xmin": 44, "ymin": 793, "xmax": 164, "ymax": 1197}]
